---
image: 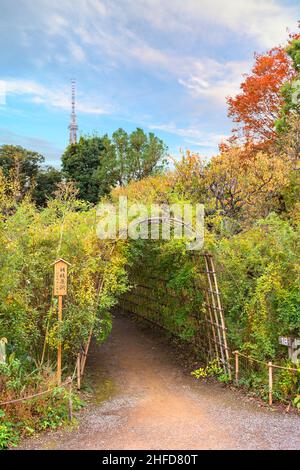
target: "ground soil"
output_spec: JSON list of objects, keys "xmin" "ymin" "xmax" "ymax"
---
[{"xmin": 18, "ymin": 313, "xmax": 300, "ymax": 450}]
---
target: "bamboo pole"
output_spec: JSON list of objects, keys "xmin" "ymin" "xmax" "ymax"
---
[
  {"xmin": 205, "ymin": 291, "xmax": 219, "ymax": 361},
  {"xmin": 57, "ymin": 295, "xmax": 63, "ymax": 385},
  {"xmin": 209, "ymin": 256, "xmax": 231, "ymax": 380},
  {"xmin": 77, "ymin": 353, "xmax": 81, "ymax": 390},
  {"xmin": 68, "ymin": 377, "xmax": 73, "ymax": 422},
  {"xmin": 268, "ymin": 362, "xmax": 273, "ymax": 406},
  {"xmin": 204, "ymin": 255, "xmax": 223, "ymax": 366},
  {"xmin": 234, "ymin": 351, "xmax": 239, "ymax": 385}
]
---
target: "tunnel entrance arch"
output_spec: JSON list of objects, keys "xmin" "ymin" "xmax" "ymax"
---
[{"xmin": 78, "ymin": 216, "xmax": 231, "ymax": 385}]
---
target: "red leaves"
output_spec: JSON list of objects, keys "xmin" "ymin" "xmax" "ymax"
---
[{"xmin": 227, "ymin": 47, "xmax": 296, "ymax": 149}]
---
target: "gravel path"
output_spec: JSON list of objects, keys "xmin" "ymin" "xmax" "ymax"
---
[{"xmin": 19, "ymin": 314, "xmax": 300, "ymax": 450}]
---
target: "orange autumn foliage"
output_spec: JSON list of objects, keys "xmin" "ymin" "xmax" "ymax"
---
[
  {"xmin": 205, "ymin": 148, "xmax": 291, "ymax": 219},
  {"xmin": 111, "ymin": 147, "xmax": 292, "ymax": 225},
  {"xmin": 227, "ymin": 47, "xmax": 295, "ymax": 150}
]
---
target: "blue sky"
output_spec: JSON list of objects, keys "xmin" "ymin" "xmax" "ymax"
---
[{"xmin": 0, "ymin": 0, "xmax": 299, "ymax": 167}]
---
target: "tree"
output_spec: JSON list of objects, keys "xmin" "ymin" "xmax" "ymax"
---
[
  {"xmin": 276, "ymin": 113, "xmax": 300, "ymax": 215},
  {"xmin": 276, "ymin": 38, "xmax": 300, "ymax": 132},
  {"xmin": 205, "ymin": 148, "xmax": 290, "ymax": 220},
  {"xmin": 227, "ymin": 47, "xmax": 295, "ymax": 149},
  {"xmin": 173, "ymin": 151, "xmax": 206, "ymax": 202},
  {"xmin": 129, "ymin": 128, "xmax": 167, "ymax": 181},
  {"xmin": 62, "ymin": 136, "xmax": 107, "ymax": 204},
  {"xmin": 62, "ymin": 130, "xmax": 167, "ymax": 204},
  {"xmin": 111, "ymin": 128, "xmax": 129, "ymax": 186},
  {"xmin": 32, "ymin": 166, "xmax": 62, "ymax": 207},
  {"xmin": 0, "ymin": 145, "xmax": 44, "ymax": 201},
  {"xmin": 277, "ymin": 113, "xmax": 300, "ymax": 165},
  {"xmin": 94, "ymin": 133, "xmax": 123, "ymax": 194},
  {"xmin": 106, "ymin": 128, "xmax": 167, "ymax": 186},
  {"xmin": 0, "ymin": 168, "xmax": 20, "ymax": 216},
  {"xmin": 286, "ymin": 37, "xmax": 300, "ymax": 71}
]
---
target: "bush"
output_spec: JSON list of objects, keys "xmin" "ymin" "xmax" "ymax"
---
[
  {"xmin": 0, "ymin": 183, "xmax": 131, "ymax": 446},
  {"xmin": 0, "ymin": 187, "xmax": 129, "ymax": 366},
  {"xmin": 0, "ymin": 357, "xmax": 84, "ymax": 449}
]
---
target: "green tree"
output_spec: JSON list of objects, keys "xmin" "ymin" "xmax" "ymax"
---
[
  {"xmin": 276, "ymin": 38, "xmax": 300, "ymax": 132},
  {"xmin": 0, "ymin": 145, "xmax": 44, "ymax": 201},
  {"xmin": 286, "ymin": 38, "xmax": 300, "ymax": 71},
  {"xmin": 112, "ymin": 128, "xmax": 129, "ymax": 186},
  {"xmin": 62, "ymin": 136, "xmax": 107, "ymax": 204},
  {"xmin": 62, "ymin": 130, "xmax": 167, "ymax": 203},
  {"xmin": 94, "ymin": 134, "xmax": 121, "ymax": 196},
  {"xmin": 107, "ymin": 128, "xmax": 167, "ymax": 186},
  {"xmin": 32, "ymin": 166, "xmax": 62, "ymax": 207}
]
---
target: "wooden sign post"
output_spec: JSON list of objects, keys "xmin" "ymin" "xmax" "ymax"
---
[{"xmin": 53, "ymin": 258, "xmax": 70, "ymax": 385}]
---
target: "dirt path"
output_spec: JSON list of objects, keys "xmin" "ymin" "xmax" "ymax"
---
[{"xmin": 19, "ymin": 314, "xmax": 300, "ymax": 450}]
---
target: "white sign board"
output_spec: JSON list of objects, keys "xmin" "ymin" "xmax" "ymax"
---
[
  {"xmin": 0, "ymin": 338, "xmax": 7, "ymax": 364},
  {"xmin": 279, "ymin": 336, "xmax": 300, "ymax": 365},
  {"xmin": 278, "ymin": 336, "xmax": 293, "ymax": 347}
]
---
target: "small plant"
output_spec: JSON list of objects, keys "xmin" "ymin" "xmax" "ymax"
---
[
  {"xmin": 273, "ymin": 367, "xmax": 300, "ymax": 402},
  {"xmin": 0, "ymin": 410, "xmax": 19, "ymax": 450},
  {"xmin": 293, "ymin": 395, "xmax": 300, "ymax": 409},
  {"xmin": 191, "ymin": 360, "xmax": 223, "ymax": 380}
]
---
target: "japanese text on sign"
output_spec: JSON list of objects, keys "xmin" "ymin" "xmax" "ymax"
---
[{"xmin": 54, "ymin": 260, "xmax": 68, "ymax": 296}]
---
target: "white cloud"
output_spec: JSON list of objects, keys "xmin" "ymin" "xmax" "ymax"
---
[
  {"xmin": 68, "ymin": 41, "xmax": 86, "ymax": 62},
  {"xmin": 72, "ymin": 18, "xmax": 251, "ymax": 106},
  {"xmin": 46, "ymin": 14, "xmax": 69, "ymax": 35},
  {"xmin": 126, "ymin": 0, "xmax": 297, "ymax": 48},
  {"xmin": 178, "ymin": 59, "xmax": 251, "ymax": 104},
  {"xmin": 1, "ymin": 79, "xmax": 110, "ymax": 115},
  {"xmin": 3, "ymin": 1, "xmax": 298, "ymax": 73},
  {"xmin": 4, "ymin": 0, "xmax": 297, "ymax": 109},
  {"xmin": 148, "ymin": 122, "xmax": 229, "ymax": 148},
  {"xmin": 27, "ymin": 0, "xmax": 294, "ymax": 69},
  {"xmin": 50, "ymin": 1, "xmax": 290, "ymax": 107}
]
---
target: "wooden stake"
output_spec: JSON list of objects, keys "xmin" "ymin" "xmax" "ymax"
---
[
  {"xmin": 234, "ymin": 351, "xmax": 239, "ymax": 385},
  {"xmin": 77, "ymin": 353, "xmax": 81, "ymax": 390},
  {"xmin": 205, "ymin": 290, "xmax": 219, "ymax": 361},
  {"xmin": 67, "ymin": 377, "xmax": 73, "ymax": 422},
  {"xmin": 268, "ymin": 361, "xmax": 273, "ymax": 406},
  {"xmin": 53, "ymin": 258, "xmax": 70, "ymax": 386},
  {"xmin": 57, "ymin": 294, "xmax": 63, "ymax": 385}
]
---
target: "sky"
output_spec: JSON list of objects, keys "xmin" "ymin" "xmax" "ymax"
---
[{"xmin": 0, "ymin": 0, "xmax": 299, "ymax": 167}]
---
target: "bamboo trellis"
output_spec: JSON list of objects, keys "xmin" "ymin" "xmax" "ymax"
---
[
  {"xmin": 121, "ymin": 252, "xmax": 232, "ymax": 379},
  {"xmin": 75, "ymin": 248, "xmax": 232, "ymax": 388},
  {"xmin": 202, "ymin": 253, "xmax": 231, "ymax": 378}
]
